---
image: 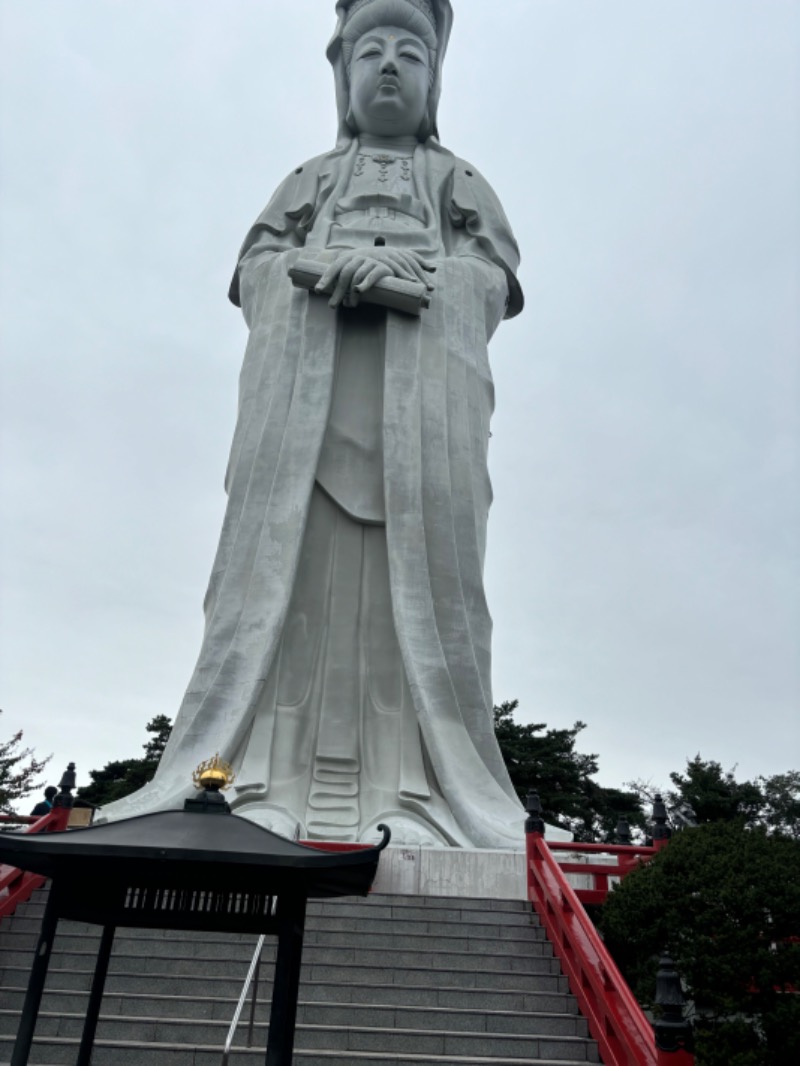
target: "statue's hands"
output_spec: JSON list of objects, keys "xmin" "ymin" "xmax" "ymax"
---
[{"xmin": 315, "ymin": 248, "xmax": 435, "ymax": 309}]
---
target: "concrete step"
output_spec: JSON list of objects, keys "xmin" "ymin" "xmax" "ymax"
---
[
  {"xmin": 8, "ymin": 888, "xmax": 530, "ymax": 907},
  {"xmin": 316, "ymin": 895, "xmax": 531, "ymax": 912},
  {"xmin": 0, "ymin": 984, "xmax": 579, "ymax": 1019},
  {"xmin": 7, "ymin": 900, "xmax": 540, "ymax": 932},
  {"xmin": 0, "ymin": 944, "xmax": 560, "ymax": 978},
  {"xmin": 0, "ymin": 997, "xmax": 588, "ymax": 1038},
  {"xmin": 0, "ymin": 1034, "xmax": 596, "ymax": 1066},
  {"xmin": 0, "ymin": 1017, "xmax": 600, "ymax": 1061},
  {"xmin": 0, "ymin": 961, "xmax": 568, "ymax": 996},
  {"xmin": 314, "ymin": 905, "xmax": 537, "ymax": 923},
  {"xmin": 0, "ymin": 927, "xmax": 550, "ymax": 958},
  {"xmin": 0, "ymin": 887, "xmax": 600, "ymax": 1065},
  {"xmin": 2, "ymin": 914, "xmax": 546, "ymax": 944}
]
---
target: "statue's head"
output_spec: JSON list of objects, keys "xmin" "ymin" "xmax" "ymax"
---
[
  {"xmin": 345, "ymin": 9, "xmax": 435, "ymax": 138},
  {"xmin": 329, "ymin": 0, "xmax": 453, "ymax": 144}
]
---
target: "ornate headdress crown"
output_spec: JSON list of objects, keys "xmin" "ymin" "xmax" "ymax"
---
[{"xmin": 346, "ymin": 0, "xmax": 437, "ymax": 32}]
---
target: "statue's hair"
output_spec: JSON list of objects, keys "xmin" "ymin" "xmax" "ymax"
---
[{"xmin": 342, "ymin": 0, "xmax": 438, "ymax": 83}]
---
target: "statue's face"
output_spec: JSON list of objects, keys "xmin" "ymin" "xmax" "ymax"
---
[{"xmin": 349, "ymin": 25, "xmax": 430, "ymax": 138}]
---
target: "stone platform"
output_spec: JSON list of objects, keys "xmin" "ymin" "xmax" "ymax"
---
[
  {"xmin": 370, "ymin": 846, "xmax": 527, "ymax": 900},
  {"xmin": 370, "ymin": 845, "xmax": 618, "ymax": 900}
]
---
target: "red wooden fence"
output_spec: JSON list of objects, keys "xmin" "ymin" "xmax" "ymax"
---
[
  {"xmin": 0, "ymin": 807, "xmax": 71, "ymax": 919},
  {"xmin": 527, "ymin": 830, "xmax": 694, "ymax": 1066}
]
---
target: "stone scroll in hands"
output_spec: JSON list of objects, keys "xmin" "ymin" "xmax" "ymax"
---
[{"xmin": 289, "ymin": 258, "xmax": 431, "ymax": 316}]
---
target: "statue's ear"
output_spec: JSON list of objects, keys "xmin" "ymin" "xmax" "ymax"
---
[{"xmin": 345, "ymin": 101, "xmax": 358, "ymax": 134}]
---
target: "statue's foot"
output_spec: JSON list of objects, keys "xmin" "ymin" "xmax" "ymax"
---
[
  {"xmin": 359, "ymin": 812, "xmax": 449, "ymax": 848},
  {"xmin": 233, "ymin": 801, "xmax": 304, "ymax": 840}
]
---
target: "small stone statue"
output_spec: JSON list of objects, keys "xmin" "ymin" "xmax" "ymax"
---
[{"xmin": 102, "ymin": 0, "xmax": 537, "ymax": 848}]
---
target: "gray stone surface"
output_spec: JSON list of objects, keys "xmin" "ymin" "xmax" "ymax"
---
[
  {"xmin": 0, "ymin": 885, "xmax": 599, "ymax": 1065},
  {"xmin": 96, "ymin": 0, "xmax": 572, "ymax": 852}
]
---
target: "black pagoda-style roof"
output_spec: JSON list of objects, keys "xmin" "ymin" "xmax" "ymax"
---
[{"xmin": 0, "ymin": 808, "xmax": 390, "ymax": 905}]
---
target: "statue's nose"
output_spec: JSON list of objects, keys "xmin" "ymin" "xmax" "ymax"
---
[{"xmin": 380, "ymin": 56, "xmax": 399, "ymax": 75}]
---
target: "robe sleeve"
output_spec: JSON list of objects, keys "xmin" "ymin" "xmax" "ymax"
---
[
  {"xmin": 446, "ymin": 161, "xmax": 524, "ymax": 319},
  {"xmin": 228, "ymin": 155, "xmax": 326, "ymax": 308}
]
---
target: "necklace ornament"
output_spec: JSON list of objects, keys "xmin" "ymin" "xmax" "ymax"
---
[{"xmin": 356, "ymin": 153, "xmax": 413, "ymax": 183}]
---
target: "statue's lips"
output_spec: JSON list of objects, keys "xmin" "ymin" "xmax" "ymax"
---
[{"xmin": 378, "ymin": 77, "xmax": 400, "ymax": 90}]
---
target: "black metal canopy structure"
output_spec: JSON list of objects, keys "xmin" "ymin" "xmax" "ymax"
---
[{"xmin": 0, "ymin": 797, "xmax": 389, "ymax": 1066}]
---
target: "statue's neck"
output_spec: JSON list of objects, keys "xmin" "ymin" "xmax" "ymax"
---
[{"xmin": 358, "ymin": 134, "xmax": 420, "ymax": 153}]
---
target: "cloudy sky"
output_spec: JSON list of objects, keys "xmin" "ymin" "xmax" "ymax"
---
[{"xmin": 1, "ymin": 0, "xmax": 797, "ymax": 806}]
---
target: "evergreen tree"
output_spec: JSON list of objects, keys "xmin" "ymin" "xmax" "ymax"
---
[
  {"xmin": 758, "ymin": 771, "xmax": 800, "ymax": 840},
  {"xmin": 601, "ymin": 820, "xmax": 800, "ymax": 1066},
  {"xmin": 493, "ymin": 700, "xmax": 645, "ymax": 841},
  {"xmin": 0, "ymin": 712, "xmax": 51, "ymax": 813},
  {"xmin": 78, "ymin": 716, "xmax": 172, "ymax": 807},
  {"xmin": 669, "ymin": 755, "xmax": 763, "ymax": 825},
  {"xmin": 628, "ymin": 758, "xmax": 800, "ymax": 840},
  {"xmin": 140, "ymin": 715, "xmax": 172, "ymax": 763}
]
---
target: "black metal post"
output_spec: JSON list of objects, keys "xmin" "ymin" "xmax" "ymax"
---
[
  {"xmin": 75, "ymin": 924, "xmax": 115, "ymax": 1066},
  {"xmin": 54, "ymin": 763, "xmax": 77, "ymax": 810},
  {"xmin": 265, "ymin": 893, "xmax": 307, "ymax": 1066},
  {"xmin": 615, "ymin": 816, "xmax": 632, "ymax": 845},
  {"xmin": 11, "ymin": 886, "xmax": 60, "ymax": 1066},
  {"xmin": 525, "ymin": 790, "xmax": 545, "ymax": 835},
  {"xmin": 652, "ymin": 794, "xmax": 672, "ymax": 845},
  {"xmin": 653, "ymin": 952, "xmax": 693, "ymax": 1054}
]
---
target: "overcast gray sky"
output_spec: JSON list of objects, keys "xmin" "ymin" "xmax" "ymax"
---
[{"xmin": 1, "ymin": 0, "xmax": 798, "ymax": 805}]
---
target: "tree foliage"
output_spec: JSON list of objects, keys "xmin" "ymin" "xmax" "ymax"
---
[
  {"xmin": 78, "ymin": 715, "xmax": 172, "ymax": 808},
  {"xmin": 627, "ymin": 757, "xmax": 800, "ymax": 840},
  {"xmin": 670, "ymin": 755, "xmax": 766, "ymax": 826},
  {"xmin": 601, "ymin": 821, "xmax": 800, "ymax": 1066},
  {"xmin": 0, "ymin": 712, "xmax": 51, "ymax": 813},
  {"xmin": 493, "ymin": 700, "xmax": 645, "ymax": 841},
  {"xmin": 757, "ymin": 771, "xmax": 800, "ymax": 841}
]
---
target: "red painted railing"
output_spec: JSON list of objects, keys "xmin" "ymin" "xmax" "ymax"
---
[
  {"xmin": 548, "ymin": 839, "xmax": 659, "ymax": 906},
  {"xmin": 298, "ymin": 840, "xmax": 373, "ymax": 852},
  {"xmin": 527, "ymin": 830, "xmax": 694, "ymax": 1066},
  {"xmin": 0, "ymin": 807, "xmax": 71, "ymax": 920}
]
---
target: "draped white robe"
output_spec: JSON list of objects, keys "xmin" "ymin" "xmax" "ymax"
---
[{"xmin": 100, "ymin": 141, "xmax": 537, "ymax": 848}]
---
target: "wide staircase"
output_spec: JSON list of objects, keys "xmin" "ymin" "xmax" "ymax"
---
[{"xmin": 0, "ymin": 886, "xmax": 600, "ymax": 1065}]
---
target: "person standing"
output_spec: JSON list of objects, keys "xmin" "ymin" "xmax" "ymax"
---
[{"xmin": 30, "ymin": 786, "xmax": 57, "ymax": 818}]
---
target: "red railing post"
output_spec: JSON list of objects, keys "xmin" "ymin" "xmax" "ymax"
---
[
  {"xmin": 657, "ymin": 1051, "xmax": 695, "ymax": 1066},
  {"xmin": 0, "ymin": 762, "xmax": 77, "ymax": 920}
]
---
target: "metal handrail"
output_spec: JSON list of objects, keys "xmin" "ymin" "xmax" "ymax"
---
[
  {"xmin": 222, "ymin": 822, "xmax": 301, "ymax": 1062},
  {"xmin": 221, "ymin": 929, "xmax": 267, "ymax": 1064}
]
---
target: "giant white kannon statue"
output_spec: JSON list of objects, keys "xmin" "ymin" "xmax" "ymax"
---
[{"xmin": 101, "ymin": 0, "xmax": 534, "ymax": 848}]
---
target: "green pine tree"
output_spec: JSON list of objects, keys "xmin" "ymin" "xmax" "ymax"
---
[
  {"xmin": 78, "ymin": 716, "xmax": 172, "ymax": 807},
  {"xmin": 493, "ymin": 700, "xmax": 645, "ymax": 841},
  {"xmin": 0, "ymin": 711, "xmax": 51, "ymax": 813},
  {"xmin": 601, "ymin": 820, "xmax": 800, "ymax": 1066}
]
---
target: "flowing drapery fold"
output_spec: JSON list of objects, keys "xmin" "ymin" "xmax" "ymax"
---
[{"xmin": 100, "ymin": 144, "xmax": 531, "ymax": 846}]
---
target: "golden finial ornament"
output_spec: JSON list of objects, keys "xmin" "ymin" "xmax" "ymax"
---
[{"xmin": 192, "ymin": 754, "xmax": 235, "ymax": 792}]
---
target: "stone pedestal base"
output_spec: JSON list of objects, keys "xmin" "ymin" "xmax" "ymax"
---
[
  {"xmin": 369, "ymin": 845, "xmax": 612, "ymax": 900},
  {"xmin": 370, "ymin": 846, "xmax": 527, "ymax": 900}
]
